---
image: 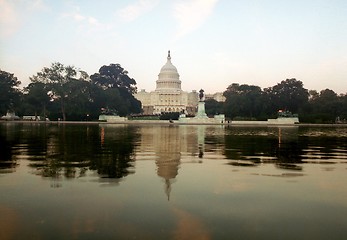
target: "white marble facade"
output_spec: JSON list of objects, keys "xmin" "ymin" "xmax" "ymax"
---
[{"xmin": 134, "ymin": 51, "xmax": 224, "ymax": 115}]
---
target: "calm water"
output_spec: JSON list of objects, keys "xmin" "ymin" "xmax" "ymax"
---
[{"xmin": 1, "ymin": 122, "xmax": 347, "ymax": 240}]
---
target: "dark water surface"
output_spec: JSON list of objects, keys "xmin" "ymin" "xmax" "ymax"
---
[{"xmin": 1, "ymin": 122, "xmax": 347, "ymax": 239}]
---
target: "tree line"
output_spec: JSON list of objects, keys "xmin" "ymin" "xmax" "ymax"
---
[
  {"xmin": 206, "ymin": 79, "xmax": 347, "ymax": 123},
  {"xmin": 1, "ymin": 62, "xmax": 346, "ymax": 123},
  {"xmin": 0, "ymin": 62, "xmax": 141, "ymax": 121}
]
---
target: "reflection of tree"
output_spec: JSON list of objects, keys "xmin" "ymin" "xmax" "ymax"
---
[
  {"xmin": 1, "ymin": 123, "xmax": 137, "ymax": 183},
  {"xmin": 89, "ymin": 125, "xmax": 136, "ymax": 178},
  {"xmin": 29, "ymin": 124, "xmax": 94, "ymax": 180},
  {"xmin": 23, "ymin": 124, "xmax": 138, "ymax": 182},
  {"xmin": 203, "ymin": 126, "xmax": 225, "ymax": 157},
  {"xmin": 0, "ymin": 123, "xmax": 20, "ymax": 173},
  {"xmin": 91, "ymin": 125, "xmax": 137, "ymax": 178},
  {"xmin": 299, "ymin": 126, "xmax": 347, "ymax": 162},
  {"xmin": 224, "ymin": 127, "xmax": 305, "ymax": 170}
]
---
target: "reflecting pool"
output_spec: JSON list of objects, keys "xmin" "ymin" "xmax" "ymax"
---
[{"xmin": 1, "ymin": 122, "xmax": 347, "ymax": 239}]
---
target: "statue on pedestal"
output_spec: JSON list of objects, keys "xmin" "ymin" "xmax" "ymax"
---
[
  {"xmin": 196, "ymin": 89, "xmax": 207, "ymax": 118},
  {"xmin": 199, "ymin": 89, "xmax": 205, "ymax": 102}
]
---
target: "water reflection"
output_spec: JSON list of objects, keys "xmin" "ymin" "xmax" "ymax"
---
[
  {"xmin": 0, "ymin": 123, "xmax": 19, "ymax": 173},
  {"xmin": 223, "ymin": 126, "xmax": 347, "ymax": 172},
  {"xmin": 0, "ymin": 123, "xmax": 139, "ymax": 186},
  {"xmin": 154, "ymin": 126, "xmax": 181, "ymax": 200},
  {"xmin": 91, "ymin": 124, "xmax": 137, "ymax": 179},
  {"xmin": 135, "ymin": 125, "xmax": 226, "ymax": 199},
  {"xmin": 224, "ymin": 126, "xmax": 300, "ymax": 170},
  {"xmin": 137, "ymin": 126, "xmax": 184, "ymax": 200},
  {"xmin": 1, "ymin": 123, "xmax": 347, "ymax": 239},
  {"xmin": 1, "ymin": 123, "xmax": 347, "ymax": 182}
]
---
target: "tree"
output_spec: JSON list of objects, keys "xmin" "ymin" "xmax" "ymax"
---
[
  {"xmin": 0, "ymin": 69, "xmax": 21, "ymax": 115},
  {"xmin": 91, "ymin": 64, "xmax": 137, "ymax": 93},
  {"xmin": 63, "ymin": 78, "xmax": 94, "ymax": 120},
  {"xmin": 339, "ymin": 94, "xmax": 347, "ymax": 121},
  {"xmin": 205, "ymin": 99, "xmax": 224, "ymax": 116},
  {"xmin": 309, "ymin": 89, "xmax": 340, "ymax": 123},
  {"xmin": 266, "ymin": 78, "xmax": 308, "ymax": 114},
  {"xmin": 31, "ymin": 62, "xmax": 89, "ymax": 121},
  {"xmin": 90, "ymin": 64, "xmax": 141, "ymax": 116},
  {"xmin": 223, "ymin": 83, "xmax": 265, "ymax": 119},
  {"xmin": 23, "ymin": 82, "xmax": 50, "ymax": 119},
  {"xmin": 308, "ymin": 90, "xmax": 319, "ymax": 101}
]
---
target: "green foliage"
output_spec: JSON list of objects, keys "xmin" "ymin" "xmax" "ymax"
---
[
  {"xmin": 22, "ymin": 62, "xmax": 141, "ymax": 120},
  {"xmin": 0, "ymin": 69, "xmax": 21, "ymax": 115},
  {"xmin": 205, "ymin": 99, "xmax": 224, "ymax": 116},
  {"xmin": 300, "ymin": 88, "xmax": 343, "ymax": 123},
  {"xmin": 63, "ymin": 79, "xmax": 94, "ymax": 120},
  {"xmin": 21, "ymin": 82, "xmax": 50, "ymax": 118},
  {"xmin": 223, "ymin": 83, "xmax": 266, "ymax": 119},
  {"xmin": 222, "ymin": 79, "xmax": 347, "ymax": 123},
  {"xmin": 90, "ymin": 64, "xmax": 141, "ymax": 116},
  {"xmin": 30, "ymin": 62, "xmax": 90, "ymax": 121},
  {"xmin": 265, "ymin": 78, "xmax": 309, "ymax": 113},
  {"xmin": 90, "ymin": 64, "xmax": 136, "ymax": 93}
]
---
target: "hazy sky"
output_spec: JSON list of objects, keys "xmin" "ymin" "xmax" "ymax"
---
[{"xmin": 1, "ymin": 0, "xmax": 347, "ymax": 94}]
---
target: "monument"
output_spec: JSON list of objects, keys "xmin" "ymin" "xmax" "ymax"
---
[
  {"xmin": 195, "ymin": 89, "xmax": 208, "ymax": 119},
  {"xmin": 179, "ymin": 88, "xmax": 225, "ymax": 124}
]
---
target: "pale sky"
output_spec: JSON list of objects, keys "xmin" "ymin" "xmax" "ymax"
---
[{"xmin": 1, "ymin": 0, "xmax": 347, "ymax": 94}]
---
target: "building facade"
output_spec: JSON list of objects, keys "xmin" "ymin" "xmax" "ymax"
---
[{"xmin": 134, "ymin": 51, "xmax": 224, "ymax": 115}]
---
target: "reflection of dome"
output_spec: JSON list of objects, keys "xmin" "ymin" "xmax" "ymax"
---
[
  {"xmin": 156, "ymin": 154, "xmax": 180, "ymax": 180},
  {"xmin": 156, "ymin": 155, "xmax": 180, "ymax": 201},
  {"xmin": 156, "ymin": 50, "xmax": 181, "ymax": 92}
]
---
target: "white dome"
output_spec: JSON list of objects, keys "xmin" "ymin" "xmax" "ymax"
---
[
  {"xmin": 156, "ymin": 51, "xmax": 181, "ymax": 92},
  {"xmin": 160, "ymin": 53, "xmax": 178, "ymax": 72}
]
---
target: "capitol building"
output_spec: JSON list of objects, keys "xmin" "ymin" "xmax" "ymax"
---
[{"xmin": 134, "ymin": 51, "xmax": 225, "ymax": 116}]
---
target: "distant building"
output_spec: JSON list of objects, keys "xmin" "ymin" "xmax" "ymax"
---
[
  {"xmin": 134, "ymin": 51, "xmax": 224, "ymax": 115},
  {"xmin": 205, "ymin": 92, "xmax": 226, "ymax": 102}
]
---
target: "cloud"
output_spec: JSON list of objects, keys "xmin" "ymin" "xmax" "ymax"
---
[
  {"xmin": 88, "ymin": 17, "xmax": 100, "ymax": 26},
  {"xmin": 117, "ymin": 0, "xmax": 160, "ymax": 22},
  {"xmin": 0, "ymin": 0, "xmax": 49, "ymax": 37},
  {"xmin": 173, "ymin": 0, "xmax": 219, "ymax": 39},
  {"xmin": 72, "ymin": 13, "xmax": 85, "ymax": 21},
  {"xmin": 26, "ymin": 0, "xmax": 49, "ymax": 11},
  {"xmin": 61, "ymin": 6, "xmax": 102, "ymax": 28},
  {"xmin": 0, "ymin": 0, "xmax": 19, "ymax": 37}
]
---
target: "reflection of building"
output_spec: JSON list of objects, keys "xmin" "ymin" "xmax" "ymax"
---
[
  {"xmin": 136, "ymin": 126, "xmax": 193, "ymax": 200},
  {"xmin": 134, "ymin": 51, "xmax": 224, "ymax": 115},
  {"xmin": 153, "ymin": 126, "xmax": 182, "ymax": 200},
  {"xmin": 135, "ymin": 125, "xmax": 225, "ymax": 199}
]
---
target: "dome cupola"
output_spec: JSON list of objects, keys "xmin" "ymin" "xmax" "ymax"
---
[
  {"xmin": 160, "ymin": 50, "xmax": 178, "ymax": 72},
  {"xmin": 156, "ymin": 51, "xmax": 181, "ymax": 92}
]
